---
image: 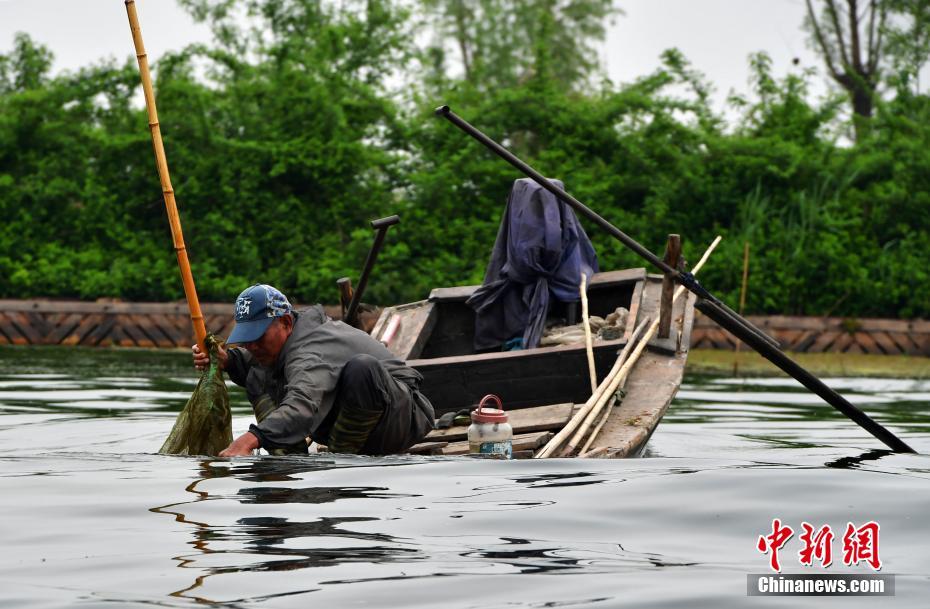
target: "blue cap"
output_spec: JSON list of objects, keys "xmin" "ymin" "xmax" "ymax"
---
[{"xmin": 227, "ymin": 284, "xmax": 292, "ymax": 344}]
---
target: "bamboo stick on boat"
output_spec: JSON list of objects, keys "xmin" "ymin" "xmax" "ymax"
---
[
  {"xmin": 579, "ymin": 394, "xmax": 617, "ymax": 455},
  {"xmin": 536, "ymin": 318, "xmax": 649, "ymax": 458},
  {"xmin": 580, "ymin": 273, "xmax": 597, "ymax": 395},
  {"xmin": 565, "ymin": 236, "xmax": 723, "ymax": 455},
  {"xmin": 537, "ymin": 235, "xmax": 722, "ymax": 458},
  {"xmin": 560, "ymin": 318, "xmax": 657, "ymax": 456}
]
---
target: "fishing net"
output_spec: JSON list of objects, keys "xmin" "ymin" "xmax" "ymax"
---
[{"xmin": 159, "ymin": 334, "xmax": 232, "ymax": 456}]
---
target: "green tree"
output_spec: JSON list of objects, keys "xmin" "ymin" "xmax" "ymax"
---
[{"xmin": 418, "ymin": 0, "xmax": 618, "ymax": 91}]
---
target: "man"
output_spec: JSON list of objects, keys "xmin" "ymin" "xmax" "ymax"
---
[{"xmin": 192, "ymin": 284, "xmax": 435, "ymax": 457}]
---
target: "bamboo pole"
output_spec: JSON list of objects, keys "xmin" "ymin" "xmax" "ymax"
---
[
  {"xmin": 580, "ymin": 273, "xmax": 597, "ymax": 395},
  {"xmin": 125, "ymin": 0, "xmax": 207, "ymax": 352},
  {"xmin": 536, "ymin": 318, "xmax": 649, "ymax": 458},
  {"xmin": 563, "ymin": 235, "xmax": 723, "ymax": 456},
  {"xmin": 560, "ymin": 317, "xmax": 656, "ymax": 456},
  {"xmin": 537, "ymin": 235, "xmax": 722, "ymax": 458},
  {"xmin": 579, "ymin": 394, "xmax": 616, "ymax": 455}
]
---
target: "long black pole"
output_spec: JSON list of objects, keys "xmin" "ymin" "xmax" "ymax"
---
[{"xmin": 435, "ymin": 105, "xmax": 915, "ymax": 454}]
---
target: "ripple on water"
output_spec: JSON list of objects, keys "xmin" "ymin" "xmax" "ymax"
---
[{"xmin": 0, "ymin": 349, "xmax": 927, "ymax": 607}]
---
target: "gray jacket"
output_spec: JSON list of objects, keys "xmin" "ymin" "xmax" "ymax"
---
[{"xmin": 225, "ymin": 306, "xmax": 433, "ymax": 449}]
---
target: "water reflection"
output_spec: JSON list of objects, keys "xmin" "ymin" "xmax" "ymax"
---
[
  {"xmin": 151, "ymin": 458, "xmax": 426, "ymax": 603},
  {"xmin": 825, "ymin": 448, "xmax": 894, "ymax": 469}
]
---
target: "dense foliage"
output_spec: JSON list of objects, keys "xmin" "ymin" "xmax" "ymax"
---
[{"xmin": 1, "ymin": 0, "xmax": 929, "ymax": 318}]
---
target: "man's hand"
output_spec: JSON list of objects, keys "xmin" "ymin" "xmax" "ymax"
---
[
  {"xmin": 219, "ymin": 432, "xmax": 260, "ymax": 457},
  {"xmin": 192, "ymin": 341, "xmax": 228, "ymax": 371}
]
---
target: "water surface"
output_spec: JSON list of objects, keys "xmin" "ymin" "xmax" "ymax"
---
[{"xmin": 1, "ymin": 346, "xmax": 928, "ymax": 608}]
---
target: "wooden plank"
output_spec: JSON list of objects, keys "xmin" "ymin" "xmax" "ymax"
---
[
  {"xmin": 857, "ymin": 318, "xmax": 919, "ymax": 332},
  {"xmin": 870, "ymin": 331, "xmax": 902, "ymax": 355},
  {"xmin": 0, "ymin": 313, "xmax": 20, "ymax": 344},
  {"xmin": 853, "ymin": 331, "xmax": 881, "ymax": 355},
  {"xmin": 81, "ymin": 315, "xmax": 118, "ymax": 347},
  {"xmin": 915, "ymin": 334, "xmax": 930, "ymax": 356},
  {"xmin": 62, "ymin": 314, "xmax": 104, "ymax": 346},
  {"xmin": 831, "ymin": 332, "xmax": 854, "ymax": 353},
  {"xmin": 380, "ymin": 302, "xmax": 437, "ymax": 360},
  {"xmin": 426, "ymin": 402, "xmax": 575, "ymax": 442},
  {"xmin": 888, "ymin": 331, "xmax": 920, "ymax": 355},
  {"xmin": 116, "ymin": 318, "xmax": 150, "ymax": 347},
  {"xmin": 440, "ymin": 431, "xmax": 553, "ymax": 456},
  {"xmin": 787, "ymin": 330, "xmax": 816, "ymax": 352},
  {"xmin": 8, "ymin": 312, "xmax": 43, "ymax": 345},
  {"xmin": 808, "ymin": 331, "xmax": 841, "ymax": 353},
  {"xmin": 206, "ymin": 314, "xmax": 233, "ymax": 339},
  {"xmin": 428, "ymin": 268, "xmax": 646, "ymax": 303},
  {"xmin": 624, "ymin": 279, "xmax": 645, "ymax": 342},
  {"xmin": 45, "ymin": 313, "xmax": 84, "ymax": 344},
  {"xmin": 152, "ymin": 315, "xmax": 187, "ymax": 346},
  {"xmin": 406, "ymin": 441, "xmax": 448, "ymax": 455},
  {"xmin": 596, "ymin": 346, "xmax": 687, "ymax": 458},
  {"xmin": 31, "ymin": 312, "xmax": 57, "ymax": 337},
  {"xmin": 704, "ymin": 328, "xmax": 734, "ymax": 349},
  {"xmin": 0, "ymin": 299, "xmax": 230, "ymax": 315},
  {"xmin": 413, "ymin": 339, "xmax": 626, "ymax": 414},
  {"xmin": 131, "ymin": 314, "xmax": 176, "ymax": 348}
]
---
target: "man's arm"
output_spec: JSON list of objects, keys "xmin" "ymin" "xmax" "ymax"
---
[{"xmin": 249, "ymin": 354, "xmax": 335, "ymax": 449}]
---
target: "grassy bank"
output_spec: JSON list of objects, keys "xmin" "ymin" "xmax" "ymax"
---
[{"xmin": 687, "ymin": 349, "xmax": 930, "ymax": 379}]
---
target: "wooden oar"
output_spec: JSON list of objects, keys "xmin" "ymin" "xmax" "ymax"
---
[{"xmin": 125, "ymin": 0, "xmax": 207, "ymax": 352}]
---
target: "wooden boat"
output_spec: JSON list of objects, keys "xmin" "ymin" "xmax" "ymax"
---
[{"xmin": 369, "ymin": 267, "xmax": 697, "ymax": 458}]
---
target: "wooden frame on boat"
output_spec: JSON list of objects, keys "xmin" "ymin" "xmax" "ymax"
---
[{"xmin": 370, "ymin": 268, "xmax": 697, "ymax": 458}]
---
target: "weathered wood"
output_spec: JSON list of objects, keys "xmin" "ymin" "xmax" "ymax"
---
[
  {"xmin": 337, "ymin": 277, "xmax": 353, "ymax": 319},
  {"xmin": 869, "ymin": 331, "xmax": 901, "ymax": 355},
  {"xmin": 0, "ymin": 299, "xmax": 228, "ymax": 315},
  {"xmin": 375, "ymin": 301, "xmax": 437, "ymax": 360},
  {"xmin": 0, "ymin": 314, "xmax": 15, "ymax": 344},
  {"xmin": 426, "ymin": 402, "xmax": 575, "ymax": 442},
  {"xmin": 578, "ymin": 446, "xmax": 610, "ymax": 459},
  {"xmin": 412, "ymin": 338, "xmax": 627, "ymax": 414},
  {"xmin": 406, "ymin": 441, "xmax": 448, "ymax": 455},
  {"xmin": 624, "ymin": 279, "xmax": 644, "ymax": 342},
  {"xmin": 428, "ymin": 268, "xmax": 646, "ymax": 303},
  {"xmin": 439, "ymin": 431, "xmax": 553, "ymax": 456},
  {"xmin": 888, "ymin": 331, "xmax": 919, "ymax": 355},
  {"xmin": 853, "ymin": 331, "xmax": 881, "ymax": 355},
  {"xmin": 9, "ymin": 312, "xmax": 42, "ymax": 345},
  {"xmin": 121, "ymin": 320, "xmax": 154, "ymax": 348},
  {"xmin": 62, "ymin": 314, "xmax": 104, "ymax": 346},
  {"xmin": 658, "ymin": 234, "xmax": 681, "ymax": 339}
]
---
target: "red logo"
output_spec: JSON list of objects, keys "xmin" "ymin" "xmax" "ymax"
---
[
  {"xmin": 842, "ymin": 521, "xmax": 882, "ymax": 571},
  {"xmin": 757, "ymin": 519, "xmax": 882, "ymax": 571},
  {"xmin": 757, "ymin": 519, "xmax": 794, "ymax": 572},
  {"xmin": 798, "ymin": 523, "xmax": 834, "ymax": 568}
]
